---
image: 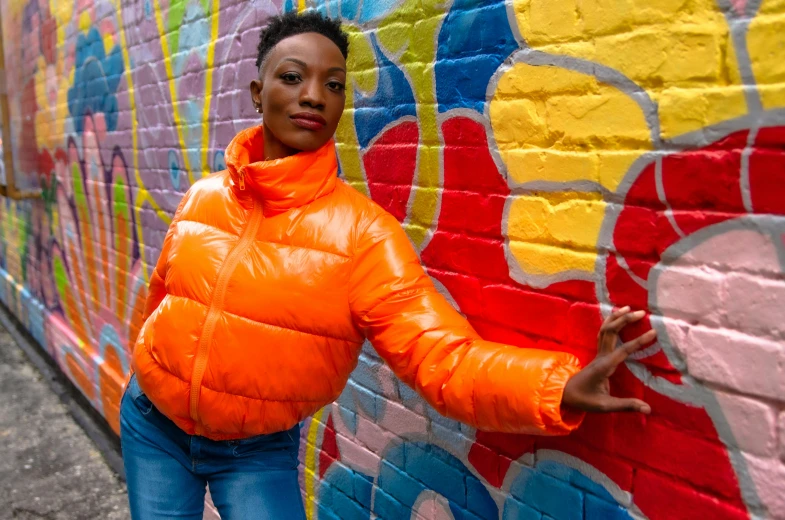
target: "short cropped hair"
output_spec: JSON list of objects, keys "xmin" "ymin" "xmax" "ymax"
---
[{"xmin": 255, "ymin": 11, "xmax": 349, "ymax": 71}]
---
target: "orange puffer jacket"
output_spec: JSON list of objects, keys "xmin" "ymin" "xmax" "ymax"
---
[{"xmin": 132, "ymin": 125, "xmax": 585, "ymax": 441}]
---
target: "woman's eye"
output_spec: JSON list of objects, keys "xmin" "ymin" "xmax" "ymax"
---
[
  {"xmin": 281, "ymin": 73, "xmax": 301, "ymax": 83},
  {"xmin": 328, "ymin": 81, "xmax": 346, "ymax": 92}
]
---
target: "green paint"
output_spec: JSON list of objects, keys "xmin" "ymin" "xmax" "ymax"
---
[
  {"xmin": 19, "ymin": 204, "xmax": 31, "ymax": 284},
  {"xmin": 112, "ymin": 179, "xmax": 130, "ymax": 253},
  {"xmin": 166, "ymin": 0, "xmax": 211, "ymax": 55},
  {"xmin": 72, "ymin": 163, "xmax": 86, "ymax": 204},
  {"xmin": 166, "ymin": 0, "xmax": 186, "ymax": 56},
  {"xmin": 53, "ymin": 255, "xmax": 70, "ymax": 309}
]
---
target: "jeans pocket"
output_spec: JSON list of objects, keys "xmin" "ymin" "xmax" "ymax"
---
[
  {"xmin": 126, "ymin": 375, "xmax": 154, "ymax": 416},
  {"xmin": 231, "ymin": 426, "xmax": 300, "ymax": 465}
]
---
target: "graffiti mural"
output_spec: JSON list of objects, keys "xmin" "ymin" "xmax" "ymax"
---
[{"xmin": 0, "ymin": 0, "xmax": 783, "ymax": 519}]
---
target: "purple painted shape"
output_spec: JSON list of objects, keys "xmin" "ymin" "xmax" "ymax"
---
[
  {"xmin": 139, "ymin": 198, "xmax": 171, "ymax": 252},
  {"xmin": 210, "ymin": 0, "xmax": 281, "ymax": 155},
  {"xmin": 119, "ymin": 1, "xmax": 187, "ymax": 213},
  {"xmin": 179, "ymin": 51, "xmax": 207, "ymax": 103}
]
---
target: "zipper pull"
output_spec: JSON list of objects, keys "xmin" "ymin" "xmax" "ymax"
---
[{"xmin": 239, "ymin": 170, "xmax": 246, "ymax": 191}]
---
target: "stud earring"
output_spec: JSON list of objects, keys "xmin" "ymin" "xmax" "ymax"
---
[{"xmin": 256, "ymin": 107, "xmax": 262, "ymax": 113}]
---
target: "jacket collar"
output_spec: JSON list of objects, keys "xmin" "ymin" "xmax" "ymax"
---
[{"xmin": 225, "ymin": 125, "xmax": 338, "ymax": 216}]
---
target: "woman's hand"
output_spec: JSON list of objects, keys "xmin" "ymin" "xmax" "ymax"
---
[{"xmin": 562, "ymin": 306, "xmax": 656, "ymax": 414}]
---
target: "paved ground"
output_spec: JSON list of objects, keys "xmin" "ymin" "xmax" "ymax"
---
[{"xmin": 0, "ymin": 325, "xmax": 130, "ymax": 520}]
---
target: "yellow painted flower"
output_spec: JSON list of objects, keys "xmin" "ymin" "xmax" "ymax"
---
[{"xmin": 488, "ymin": 0, "xmax": 781, "ymax": 283}]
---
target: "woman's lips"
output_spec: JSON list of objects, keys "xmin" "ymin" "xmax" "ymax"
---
[{"xmin": 290, "ymin": 112, "xmax": 326, "ymax": 131}]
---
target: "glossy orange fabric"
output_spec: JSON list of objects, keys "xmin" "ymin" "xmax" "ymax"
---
[{"xmin": 132, "ymin": 125, "xmax": 585, "ymax": 440}]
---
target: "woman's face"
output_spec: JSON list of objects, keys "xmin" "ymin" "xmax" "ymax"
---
[{"xmin": 250, "ymin": 32, "xmax": 347, "ymax": 160}]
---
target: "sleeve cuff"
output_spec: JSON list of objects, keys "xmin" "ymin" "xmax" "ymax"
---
[{"xmin": 539, "ymin": 358, "xmax": 585, "ymax": 435}]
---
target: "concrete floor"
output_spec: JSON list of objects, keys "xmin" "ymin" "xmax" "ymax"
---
[{"xmin": 0, "ymin": 325, "xmax": 131, "ymax": 520}]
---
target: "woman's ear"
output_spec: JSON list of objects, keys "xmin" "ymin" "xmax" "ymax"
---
[{"xmin": 249, "ymin": 79, "xmax": 263, "ymax": 114}]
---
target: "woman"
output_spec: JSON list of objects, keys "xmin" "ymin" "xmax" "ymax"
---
[{"xmin": 120, "ymin": 11, "xmax": 655, "ymax": 520}]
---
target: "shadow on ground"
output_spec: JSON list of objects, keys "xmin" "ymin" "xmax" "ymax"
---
[{"xmin": 0, "ymin": 325, "xmax": 130, "ymax": 520}]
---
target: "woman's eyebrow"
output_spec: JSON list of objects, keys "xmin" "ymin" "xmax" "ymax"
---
[
  {"xmin": 280, "ymin": 58, "xmax": 345, "ymax": 74},
  {"xmin": 281, "ymin": 58, "xmax": 308, "ymax": 68}
]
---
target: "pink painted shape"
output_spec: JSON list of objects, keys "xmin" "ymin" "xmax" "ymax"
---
[
  {"xmin": 679, "ymin": 325, "xmax": 785, "ymax": 399},
  {"xmin": 658, "ymin": 229, "xmax": 785, "ymax": 399},
  {"xmin": 729, "ymin": 0, "xmax": 746, "ymax": 15},
  {"xmin": 655, "ymin": 266, "xmax": 725, "ymax": 326},
  {"xmin": 780, "ymin": 412, "xmax": 785, "ymax": 462},
  {"xmin": 676, "ymin": 228, "xmax": 782, "ymax": 274},
  {"xmin": 725, "ymin": 272, "xmax": 785, "ymax": 340},
  {"xmin": 714, "ymin": 392, "xmax": 777, "ymax": 457},
  {"xmin": 657, "ymin": 227, "xmax": 785, "ymax": 518},
  {"xmin": 412, "ymin": 493, "xmax": 454, "ymax": 520},
  {"xmin": 744, "ymin": 454, "xmax": 785, "ymax": 518},
  {"xmin": 100, "ymin": 20, "xmax": 116, "ymax": 42}
]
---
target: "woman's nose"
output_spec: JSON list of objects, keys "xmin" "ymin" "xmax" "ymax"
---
[{"xmin": 299, "ymin": 80, "xmax": 325, "ymax": 109}]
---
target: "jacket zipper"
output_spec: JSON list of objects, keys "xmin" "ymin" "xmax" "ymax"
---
[{"xmin": 189, "ymin": 199, "xmax": 263, "ymax": 432}]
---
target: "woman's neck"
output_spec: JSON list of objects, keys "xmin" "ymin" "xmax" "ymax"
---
[{"xmin": 262, "ymin": 123, "xmax": 299, "ymax": 161}]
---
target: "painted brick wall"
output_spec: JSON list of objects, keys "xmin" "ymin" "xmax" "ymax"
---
[{"xmin": 0, "ymin": 0, "xmax": 784, "ymax": 519}]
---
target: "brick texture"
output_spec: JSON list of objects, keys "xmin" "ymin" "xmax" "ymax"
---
[{"xmin": 0, "ymin": 0, "xmax": 783, "ymax": 519}]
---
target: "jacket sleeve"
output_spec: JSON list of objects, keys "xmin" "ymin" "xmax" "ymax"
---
[
  {"xmin": 348, "ymin": 212, "xmax": 585, "ymax": 435},
  {"xmin": 142, "ymin": 190, "xmax": 192, "ymax": 322}
]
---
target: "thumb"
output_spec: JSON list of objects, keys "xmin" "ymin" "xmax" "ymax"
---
[{"xmin": 601, "ymin": 397, "xmax": 651, "ymax": 414}]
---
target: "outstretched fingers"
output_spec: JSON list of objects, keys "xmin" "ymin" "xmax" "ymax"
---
[
  {"xmin": 598, "ymin": 307, "xmax": 645, "ymax": 355},
  {"xmin": 599, "ymin": 396, "xmax": 652, "ymax": 414},
  {"xmin": 605, "ymin": 309, "xmax": 646, "ymax": 333},
  {"xmin": 624, "ymin": 329, "xmax": 657, "ymax": 354},
  {"xmin": 593, "ymin": 328, "xmax": 658, "ymax": 379}
]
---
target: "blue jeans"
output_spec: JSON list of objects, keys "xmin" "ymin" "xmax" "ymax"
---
[{"xmin": 120, "ymin": 375, "xmax": 306, "ymax": 519}]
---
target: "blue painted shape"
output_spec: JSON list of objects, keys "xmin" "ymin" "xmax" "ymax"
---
[
  {"xmin": 404, "ymin": 443, "xmax": 466, "ymax": 506},
  {"xmin": 585, "ymin": 494, "xmax": 632, "ymax": 520},
  {"xmin": 505, "ymin": 462, "xmax": 634, "ymax": 520},
  {"xmin": 503, "ymin": 498, "xmax": 543, "ymax": 520},
  {"xmin": 67, "ymin": 28, "xmax": 125, "ymax": 133},
  {"xmin": 359, "ymin": 0, "xmax": 400, "ymax": 23},
  {"xmin": 383, "ymin": 439, "xmax": 405, "ymax": 470},
  {"xmin": 346, "ymin": 353, "xmax": 391, "ymax": 421},
  {"xmin": 99, "ymin": 324, "xmax": 129, "ymax": 375},
  {"xmin": 436, "ymin": 0, "xmax": 519, "ymax": 113},
  {"xmin": 467, "ymin": 476, "xmax": 499, "ymax": 518},
  {"xmin": 509, "ymin": 467, "xmax": 583, "ymax": 520},
  {"xmin": 320, "ymin": 480, "xmax": 369, "ymax": 520},
  {"xmin": 213, "ymin": 151, "xmax": 226, "ymax": 172},
  {"xmin": 168, "ymin": 150, "xmax": 181, "ymax": 190},
  {"xmin": 354, "ymin": 473, "xmax": 373, "ymax": 509},
  {"xmin": 375, "ymin": 443, "xmax": 498, "ymax": 519},
  {"xmin": 353, "ymin": 34, "xmax": 416, "ymax": 149},
  {"xmin": 173, "ymin": 3, "xmax": 210, "ymax": 78},
  {"xmin": 324, "ymin": 462, "xmax": 356, "ymax": 498},
  {"xmin": 24, "ymin": 296, "xmax": 47, "ymax": 348},
  {"xmin": 320, "ymin": 463, "xmax": 377, "ymax": 519},
  {"xmin": 351, "ymin": 354, "xmax": 384, "ymax": 394},
  {"xmin": 335, "ymin": 390, "xmax": 358, "ymax": 434},
  {"xmin": 340, "ymin": 0, "xmax": 359, "ymax": 21},
  {"xmin": 315, "ymin": 3, "xmax": 331, "ymax": 17},
  {"xmin": 348, "ymin": 380, "xmax": 377, "ymax": 418},
  {"xmin": 283, "ymin": 0, "xmax": 297, "ymax": 13},
  {"xmin": 302, "ymin": 0, "xmax": 400, "ymax": 22},
  {"xmin": 373, "ymin": 488, "xmax": 410, "ymax": 519},
  {"xmin": 537, "ymin": 460, "xmax": 631, "ymax": 508},
  {"xmin": 378, "ymin": 460, "xmax": 425, "ymax": 506},
  {"xmin": 316, "ymin": 505, "xmax": 343, "ymax": 520}
]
